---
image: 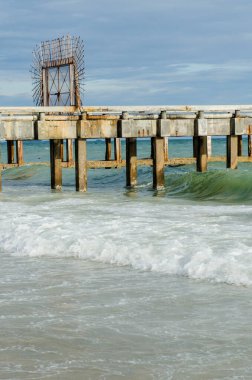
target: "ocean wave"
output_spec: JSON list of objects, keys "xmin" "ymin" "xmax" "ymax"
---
[
  {"xmin": 1, "ymin": 195, "xmax": 252, "ymax": 287},
  {"xmin": 165, "ymin": 169, "xmax": 252, "ymax": 203}
]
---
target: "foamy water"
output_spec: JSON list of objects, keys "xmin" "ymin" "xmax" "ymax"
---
[
  {"xmin": 1, "ymin": 192, "xmax": 252, "ymax": 286},
  {"xmin": 1, "ymin": 139, "xmax": 252, "ymax": 379}
]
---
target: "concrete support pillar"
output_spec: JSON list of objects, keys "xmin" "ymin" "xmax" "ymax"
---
[
  {"xmin": 105, "ymin": 138, "xmax": 112, "ymax": 161},
  {"xmin": 114, "ymin": 138, "xmax": 122, "ymax": 162},
  {"xmin": 193, "ymin": 136, "xmax": 198, "ymax": 158},
  {"xmin": 207, "ymin": 136, "xmax": 212, "ymax": 157},
  {"xmin": 196, "ymin": 137, "xmax": 208, "ymax": 172},
  {"xmin": 248, "ymin": 135, "xmax": 252, "ymax": 157},
  {"xmin": 50, "ymin": 139, "xmax": 62, "ymax": 190},
  {"xmin": 7, "ymin": 141, "xmax": 15, "ymax": 164},
  {"xmin": 60, "ymin": 140, "xmax": 64, "ymax": 161},
  {"xmin": 238, "ymin": 135, "xmax": 242, "ymax": 156},
  {"xmin": 195, "ymin": 111, "xmax": 208, "ymax": 172},
  {"xmin": 66, "ymin": 139, "xmax": 74, "ymax": 164},
  {"xmin": 227, "ymin": 135, "xmax": 238, "ymax": 169},
  {"xmin": 126, "ymin": 138, "xmax": 137, "ymax": 187},
  {"xmin": 16, "ymin": 141, "xmax": 24, "ymax": 165},
  {"xmin": 151, "ymin": 138, "xmax": 154, "ymax": 159},
  {"xmin": 164, "ymin": 137, "xmax": 169, "ymax": 161},
  {"xmin": 152, "ymin": 137, "xmax": 165, "ymax": 190},
  {"xmin": 75, "ymin": 138, "xmax": 87, "ymax": 192}
]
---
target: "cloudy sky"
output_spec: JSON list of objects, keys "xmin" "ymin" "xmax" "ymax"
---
[{"xmin": 1, "ymin": 0, "xmax": 252, "ymax": 106}]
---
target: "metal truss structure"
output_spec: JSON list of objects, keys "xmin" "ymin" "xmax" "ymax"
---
[{"xmin": 31, "ymin": 35, "xmax": 84, "ymax": 107}]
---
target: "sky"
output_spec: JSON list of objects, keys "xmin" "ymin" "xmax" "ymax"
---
[{"xmin": 1, "ymin": 0, "xmax": 252, "ymax": 106}]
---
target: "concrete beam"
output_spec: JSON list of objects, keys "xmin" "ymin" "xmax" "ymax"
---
[
  {"xmin": 36, "ymin": 120, "xmax": 77, "ymax": 140},
  {"xmin": 77, "ymin": 119, "xmax": 117, "ymax": 138},
  {"xmin": 230, "ymin": 117, "xmax": 252, "ymax": 135},
  {"xmin": 119, "ymin": 119, "xmax": 157, "ymax": 138},
  {"xmin": 157, "ymin": 119, "xmax": 194, "ymax": 137},
  {"xmin": 0, "ymin": 121, "xmax": 34, "ymax": 140}
]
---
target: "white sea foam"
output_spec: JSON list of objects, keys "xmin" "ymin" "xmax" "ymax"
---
[{"xmin": 1, "ymin": 194, "xmax": 252, "ymax": 286}]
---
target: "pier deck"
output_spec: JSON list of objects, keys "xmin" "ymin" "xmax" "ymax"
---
[{"xmin": 1, "ymin": 105, "xmax": 252, "ymax": 191}]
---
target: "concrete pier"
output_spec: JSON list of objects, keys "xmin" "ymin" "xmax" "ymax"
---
[{"xmin": 1, "ymin": 105, "xmax": 252, "ymax": 192}]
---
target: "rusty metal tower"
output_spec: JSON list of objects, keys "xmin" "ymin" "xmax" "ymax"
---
[{"xmin": 31, "ymin": 35, "xmax": 84, "ymax": 107}]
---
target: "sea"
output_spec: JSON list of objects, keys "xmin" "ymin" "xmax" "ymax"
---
[{"xmin": 1, "ymin": 137, "xmax": 252, "ymax": 380}]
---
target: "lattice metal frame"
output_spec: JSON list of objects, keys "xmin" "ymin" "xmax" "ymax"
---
[{"xmin": 31, "ymin": 35, "xmax": 84, "ymax": 107}]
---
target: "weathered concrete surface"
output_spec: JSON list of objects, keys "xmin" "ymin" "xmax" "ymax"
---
[
  {"xmin": 2, "ymin": 104, "xmax": 252, "ymax": 114},
  {"xmin": 204, "ymin": 119, "xmax": 230, "ymax": 136},
  {"xmin": 77, "ymin": 119, "xmax": 117, "ymax": 138},
  {"xmin": 119, "ymin": 120, "xmax": 157, "ymax": 138},
  {"xmin": 227, "ymin": 135, "xmax": 238, "ymax": 169},
  {"xmin": 195, "ymin": 118, "xmax": 208, "ymax": 136},
  {"xmin": 157, "ymin": 119, "xmax": 194, "ymax": 137},
  {"xmin": 36, "ymin": 120, "xmax": 77, "ymax": 139},
  {"xmin": 50, "ymin": 139, "xmax": 62, "ymax": 190},
  {"xmin": 196, "ymin": 136, "xmax": 208, "ymax": 172},
  {"xmin": 1, "ymin": 114, "xmax": 252, "ymax": 140},
  {"xmin": 75, "ymin": 139, "xmax": 87, "ymax": 192},
  {"xmin": 126, "ymin": 138, "xmax": 137, "ymax": 187},
  {"xmin": 230, "ymin": 117, "xmax": 252, "ymax": 135},
  {"xmin": 0, "ymin": 121, "xmax": 34, "ymax": 140},
  {"xmin": 152, "ymin": 137, "xmax": 165, "ymax": 190}
]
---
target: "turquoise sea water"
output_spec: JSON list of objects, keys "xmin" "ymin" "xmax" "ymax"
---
[{"xmin": 1, "ymin": 138, "xmax": 252, "ymax": 379}]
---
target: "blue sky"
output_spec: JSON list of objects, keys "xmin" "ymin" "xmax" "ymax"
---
[{"xmin": 1, "ymin": 0, "xmax": 252, "ymax": 106}]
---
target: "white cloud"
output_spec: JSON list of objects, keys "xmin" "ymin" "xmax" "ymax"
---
[
  {"xmin": 1, "ymin": 0, "xmax": 252, "ymax": 104},
  {"xmin": 84, "ymin": 59, "xmax": 252, "ymax": 104}
]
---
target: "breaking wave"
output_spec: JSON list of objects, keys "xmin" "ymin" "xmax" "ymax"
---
[
  {"xmin": 166, "ymin": 169, "xmax": 252, "ymax": 203},
  {"xmin": 1, "ymin": 178, "xmax": 252, "ymax": 286}
]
